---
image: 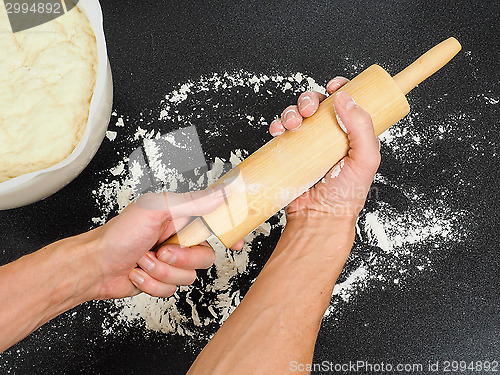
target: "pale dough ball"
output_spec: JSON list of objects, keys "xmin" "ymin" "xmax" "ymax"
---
[{"xmin": 0, "ymin": 2, "xmax": 98, "ymax": 182}]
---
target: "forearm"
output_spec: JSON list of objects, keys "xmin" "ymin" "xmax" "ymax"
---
[
  {"xmin": 0, "ymin": 233, "xmax": 98, "ymax": 352},
  {"xmin": 189, "ymin": 216, "xmax": 356, "ymax": 374}
]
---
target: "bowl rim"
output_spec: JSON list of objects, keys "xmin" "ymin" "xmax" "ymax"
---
[{"xmin": 0, "ymin": 0, "xmax": 108, "ymax": 193}]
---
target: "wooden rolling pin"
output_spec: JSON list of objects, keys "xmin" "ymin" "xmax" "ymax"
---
[{"xmin": 166, "ymin": 37, "xmax": 461, "ymax": 249}]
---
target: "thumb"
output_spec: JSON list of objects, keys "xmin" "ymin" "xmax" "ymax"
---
[
  {"xmin": 333, "ymin": 91, "xmax": 381, "ymax": 174},
  {"xmin": 135, "ymin": 187, "xmax": 226, "ymax": 219}
]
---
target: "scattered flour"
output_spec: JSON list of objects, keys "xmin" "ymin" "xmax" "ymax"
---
[
  {"xmin": 0, "ymin": 47, "xmax": 493, "ymax": 375},
  {"xmin": 91, "ymin": 68, "xmax": 472, "ymax": 338},
  {"xmin": 99, "ymin": 148, "xmax": 284, "ymax": 338},
  {"xmin": 105, "ymin": 131, "xmax": 117, "ymax": 141}
]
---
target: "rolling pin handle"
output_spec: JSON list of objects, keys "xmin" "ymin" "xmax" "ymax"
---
[{"xmin": 393, "ymin": 37, "xmax": 462, "ymax": 95}]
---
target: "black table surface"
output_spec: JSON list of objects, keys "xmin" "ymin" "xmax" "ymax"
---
[{"xmin": 1, "ymin": 1, "xmax": 499, "ymax": 374}]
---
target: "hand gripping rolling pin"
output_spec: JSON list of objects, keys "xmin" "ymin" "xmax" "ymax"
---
[{"xmin": 164, "ymin": 37, "xmax": 462, "ymax": 248}]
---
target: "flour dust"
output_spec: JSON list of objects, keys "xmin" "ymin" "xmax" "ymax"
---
[{"xmin": 89, "ymin": 66, "xmax": 480, "ymax": 339}]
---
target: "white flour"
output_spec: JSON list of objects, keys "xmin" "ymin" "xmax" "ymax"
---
[
  {"xmin": 99, "ymin": 150, "xmax": 280, "ymax": 338},
  {"xmin": 91, "ymin": 68, "xmax": 472, "ymax": 338}
]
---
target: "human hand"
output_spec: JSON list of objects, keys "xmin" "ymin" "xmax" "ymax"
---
[
  {"xmin": 86, "ymin": 188, "xmax": 242, "ymax": 300},
  {"xmin": 269, "ymin": 76, "xmax": 381, "ymax": 223}
]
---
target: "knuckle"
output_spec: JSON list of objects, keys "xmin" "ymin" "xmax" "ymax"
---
[
  {"xmin": 157, "ymin": 264, "xmax": 171, "ymax": 281},
  {"xmin": 172, "ymin": 250, "xmax": 185, "ymax": 266},
  {"xmin": 141, "ymin": 281, "xmax": 157, "ymax": 297},
  {"xmin": 352, "ymin": 111, "xmax": 373, "ymax": 126},
  {"xmin": 364, "ymin": 153, "xmax": 381, "ymax": 171},
  {"xmin": 356, "ymin": 109, "xmax": 373, "ymax": 125}
]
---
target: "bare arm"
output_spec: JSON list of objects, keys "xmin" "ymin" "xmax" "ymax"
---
[
  {"xmin": 190, "ymin": 78, "xmax": 380, "ymax": 374},
  {"xmin": 0, "ymin": 234, "xmax": 97, "ymax": 352},
  {"xmin": 189, "ymin": 217, "xmax": 355, "ymax": 374},
  {"xmin": 0, "ymin": 189, "xmax": 229, "ymax": 353}
]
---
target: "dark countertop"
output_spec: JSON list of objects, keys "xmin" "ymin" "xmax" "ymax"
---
[{"xmin": 1, "ymin": 0, "xmax": 499, "ymax": 374}]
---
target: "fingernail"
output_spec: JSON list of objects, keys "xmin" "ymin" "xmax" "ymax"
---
[
  {"xmin": 327, "ymin": 77, "xmax": 338, "ymax": 86},
  {"xmin": 327, "ymin": 76, "xmax": 347, "ymax": 92},
  {"xmin": 130, "ymin": 270, "xmax": 144, "ymax": 285},
  {"xmin": 270, "ymin": 119, "xmax": 285, "ymax": 136},
  {"xmin": 138, "ymin": 255, "xmax": 156, "ymax": 272},
  {"xmin": 298, "ymin": 95, "xmax": 313, "ymax": 112},
  {"xmin": 283, "ymin": 109, "xmax": 295, "ymax": 124},
  {"xmin": 377, "ymin": 138, "xmax": 381, "ymax": 151},
  {"xmin": 326, "ymin": 77, "xmax": 340, "ymax": 91},
  {"xmin": 283, "ymin": 109, "xmax": 301, "ymax": 129},
  {"xmin": 335, "ymin": 91, "xmax": 357, "ymax": 110},
  {"xmin": 158, "ymin": 249, "xmax": 177, "ymax": 264}
]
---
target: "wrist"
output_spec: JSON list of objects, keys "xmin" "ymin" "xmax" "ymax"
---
[
  {"xmin": 285, "ymin": 211, "xmax": 357, "ymax": 236},
  {"xmin": 276, "ymin": 214, "xmax": 356, "ymax": 262},
  {"xmin": 53, "ymin": 230, "xmax": 103, "ymax": 304}
]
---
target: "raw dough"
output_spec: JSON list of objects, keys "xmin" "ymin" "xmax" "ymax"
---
[{"xmin": 0, "ymin": 2, "xmax": 97, "ymax": 182}]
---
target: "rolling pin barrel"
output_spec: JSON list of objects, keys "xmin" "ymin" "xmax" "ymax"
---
[{"xmin": 166, "ymin": 37, "xmax": 461, "ymax": 249}]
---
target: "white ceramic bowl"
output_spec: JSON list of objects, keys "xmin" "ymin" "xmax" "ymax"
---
[{"xmin": 0, "ymin": 0, "xmax": 113, "ymax": 210}]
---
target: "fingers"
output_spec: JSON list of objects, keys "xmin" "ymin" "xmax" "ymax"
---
[
  {"xmin": 167, "ymin": 188, "xmax": 230, "ymax": 218},
  {"xmin": 281, "ymin": 105, "xmax": 302, "ymax": 130},
  {"xmin": 326, "ymin": 76, "xmax": 350, "ymax": 95},
  {"xmin": 130, "ymin": 250, "xmax": 197, "ymax": 297},
  {"xmin": 134, "ymin": 187, "xmax": 226, "ymax": 220},
  {"xmin": 333, "ymin": 91, "xmax": 381, "ymax": 175},
  {"xmin": 130, "ymin": 240, "xmax": 220, "ymax": 297},
  {"xmin": 269, "ymin": 119, "xmax": 286, "ymax": 136},
  {"xmin": 269, "ymin": 98, "xmax": 320, "ymax": 137},
  {"xmin": 157, "ymin": 243, "xmax": 216, "ymax": 270},
  {"xmin": 297, "ymin": 91, "xmax": 326, "ymax": 117},
  {"xmin": 230, "ymin": 239, "xmax": 245, "ymax": 251},
  {"xmin": 129, "ymin": 268, "xmax": 178, "ymax": 298},
  {"xmin": 268, "ymin": 76, "xmax": 349, "ymax": 137}
]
